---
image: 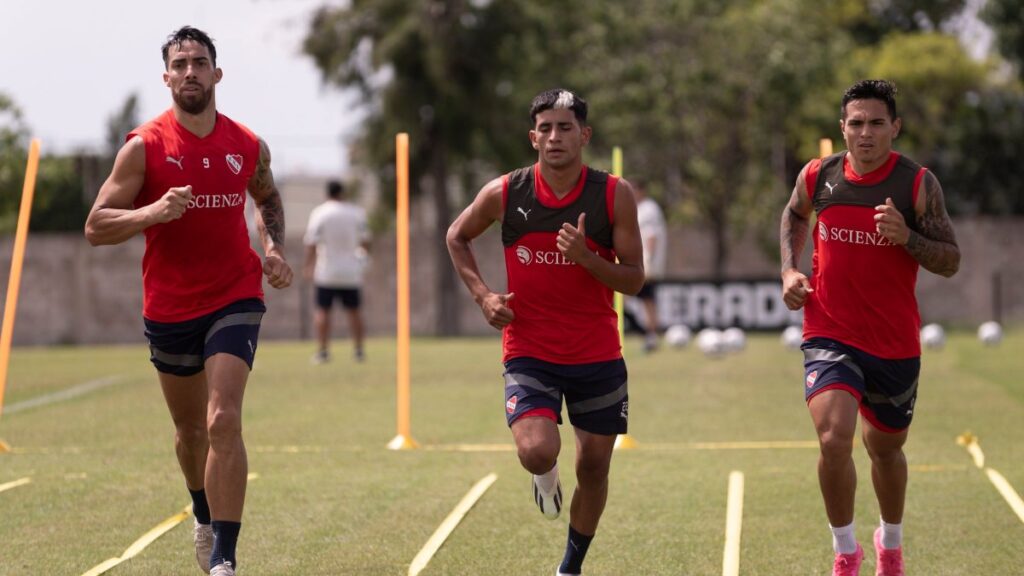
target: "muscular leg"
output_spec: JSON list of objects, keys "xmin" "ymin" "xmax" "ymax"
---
[
  {"xmin": 203, "ymin": 353, "xmax": 251, "ymax": 522},
  {"xmin": 808, "ymin": 389, "xmax": 860, "ymax": 527},
  {"xmin": 569, "ymin": 429, "xmax": 616, "ymax": 534},
  {"xmin": 511, "ymin": 416, "xmax": 560, "ymax": 474},
  {"xmin": 158, "ymin": 371, "xmax": 209, "ymax": 490},
  {"xmin": 862, "ymin": 418, "xmax": 908, "ymax": 524}
]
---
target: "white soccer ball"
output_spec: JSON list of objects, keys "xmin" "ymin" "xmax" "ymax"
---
[
  {"xmin": 781, "ymin": 325, "xmax": 803, "ymax": 350},
  {"xmin": 696, "ymin": 328, "xmax": 725, "ymax": 356},
  {"xmin": 920, "ymin": 323, "xmax": 946, "ymax": 350},
  {"xmin": 664, "ymin": 324, "xmax": 692, "ymax": 348},
  {"xmin": 721, "ymin": 327, "xmax": 746, "ymax": 353},
  {"xmin": 978, "ymin": 321, "xmax": 1003, "ymax": 346}
]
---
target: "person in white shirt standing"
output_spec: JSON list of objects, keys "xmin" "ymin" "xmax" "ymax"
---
[
  {"xmin": 633, "ymin": 179, "xmax": 667, "ymax": 352},
  {"xmin": 304, "ymin": 180, "xmax": 371, "ymax": 363}
]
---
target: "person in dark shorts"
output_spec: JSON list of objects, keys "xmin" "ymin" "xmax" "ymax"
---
[
  {"xmin": 780, "ymin": 79, "xmax": 960, "ymax": 576},
  {"xmin": 303, "ymin": 180, "xmax": 371, "ymax": 363},
  {"xmin": 84, "ymin": 26, "xmax": 292, "ymax": 576},
  {"xmin": 447, "ymin": 88, "xmax": 644, "ymax": 576}
]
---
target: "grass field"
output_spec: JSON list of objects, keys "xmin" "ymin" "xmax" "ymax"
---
[{"xmin": 1, "ymin": 330, "xmax": 1022, "ymax": 575}]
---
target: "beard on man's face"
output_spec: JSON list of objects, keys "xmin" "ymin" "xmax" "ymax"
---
[{"xmin": 173, "ymin": 83, "xmax": 213, "ymax": 115}]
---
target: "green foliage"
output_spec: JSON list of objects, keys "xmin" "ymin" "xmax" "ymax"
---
[
  {"xmin": 301, "ymin": 0, "xmax": 1024, "ymax": 282},
  {"xmin": 982, "ymin": 0, "xmax": 1024, "ymax": 75},
  {"xmin": 0, "ymin": 92, "xmax": 30, "ymax": 232},
  {"xmin": 0, "ymin": 92, "xmax": 133, "ymax": 234}
]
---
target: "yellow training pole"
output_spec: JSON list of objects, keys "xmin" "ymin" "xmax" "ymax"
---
[
  {"xmin": 610, "ymin": 146, "xmax": 636, "ymax": 450},
  {"xmin": 388, "ymin": 133, "xmax": 418, "ymax": 450},
  {"xmin": 0, "ymin": 138, "xmax": 41, "ymax": 452},
  {"xmin": 819, "ymin": 138, "xmax": 833, "ymax": 158},
  {"xmin": 611, "ymin": 146, "xmax": 625, "ymax": 343}
]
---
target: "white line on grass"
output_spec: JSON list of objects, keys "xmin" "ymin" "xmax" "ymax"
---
[
  {"xmin": 985, "ymin": 469, "xmax": 1024, "ymax": 525},
  {"xmin": 0, "ymin": 477, "xmax": 31, "ymax": 494},
  {"xmin": 957, "ymin": 433, "xmax": 1024, "ymax": 526},
  {"xmin": 4, "ymin": 375, "xmax": 126, "ymax": 415},
  {"xmin": 722, "ymin": 471, "xmax": 745, "ymax": 576},
  {"xmin": 80, "ymin": 505, "xmax": 191, "ymax": 576},
  {"xmin": 79, "ymin": 473, "xmax": 259, "ymax": 576},
  {"xmin": 408, "ymin": 472, "xmax": 498, "ymax": 576}
]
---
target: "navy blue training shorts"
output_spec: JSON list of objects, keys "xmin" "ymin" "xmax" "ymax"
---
[
  {"xmin": 144, "ymin": 298, "xmax": 267, "ymax": 377},
  {"xmin": 801, "ymin": 337, "xmax": 920, "ymax": 432},
  {"xmin": 503, "ymin": 357, "xmax": 628, "ymax": 436},
  {"xmin": 315, "ymin": 286, "xmax": 361, "ymax": 310}
]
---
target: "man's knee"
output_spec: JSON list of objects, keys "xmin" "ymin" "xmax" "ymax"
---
[
  {"xmin": 176, "ymin": 419, "xmax": 208, "ymax": 448},
  {"xmin": 207, "ymin": 408, "xmax": 242, "ymax": 447},
  {"xmin": 515, "ymin": 434, "xmax": 558, "ymax": 473},
  {"xmin": 818, "ymin": 427, "xmax": 855, "ymax": 464},
  {"xmin": 575, "ymin": 452, "xmax": 611, "ymax": 486}
]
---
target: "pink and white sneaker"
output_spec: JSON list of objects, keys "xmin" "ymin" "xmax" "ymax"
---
[
  {"xmin": 832, "ymin": 543, "xmax": 863, "ymax": 576},
  {"xmin": 874, "ymin": 527, "xmax": 905, "ymax": 576}
]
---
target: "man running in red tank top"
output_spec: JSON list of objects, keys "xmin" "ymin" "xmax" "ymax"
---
[
  {"xmin": 447, "ymin": 89, "xmax": 644, "ymax": 576},
  {"xmin": 85, "ymin": 27, "xmax": 293, "ymax": 576},
  {"xmin": 780, "ymin": 80, "xmax": 960, "ymax": 576}
]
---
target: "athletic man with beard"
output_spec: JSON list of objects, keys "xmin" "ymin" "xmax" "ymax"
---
[{"xmin": 85, "ymin": 26, "xmax": 292, "ymax": 576}]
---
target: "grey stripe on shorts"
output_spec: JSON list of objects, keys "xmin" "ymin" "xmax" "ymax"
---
[
  {"xmin": 567, "ymin": 384, "xmax": 627, "ymax": 416},
  {"xmin": 504, "ymin": 372, "xmax": 559, "ymax": 399},
  {"xmin": 865, "ymin": 379, "xmax": 919, "ymax": 407},
  {"xmin": 802, "ymin": 347, "xmax": 865, "ymax": 380},
  {"xmin": 205, "ymin": 311, "xmax": 264, "ymax": 343},
  {"xmin": 151, "ymin": 348, "xmax": 203, "ymax": 367}
]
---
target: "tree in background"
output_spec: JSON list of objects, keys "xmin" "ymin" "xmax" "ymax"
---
[
  {"xmin": 0, "ymin": 92, "xmax": 30, "ymax": 233},
  {"xmin": 304, "ymin": 0, "xmax": 586, "ymax": 335},
  {"xmin": 303, "ymin": 0, "xmax": 1024, "ymax": 330},
  {"xmin": 983, "ymin": 0, "xmax": 1024, "ymax": 75}
]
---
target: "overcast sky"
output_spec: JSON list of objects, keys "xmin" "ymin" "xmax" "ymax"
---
[{"xmin": 0, "ymin": 0, "xmax": 358, "ymax": 177}]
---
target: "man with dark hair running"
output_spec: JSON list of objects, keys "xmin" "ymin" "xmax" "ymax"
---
[
  {"xmin": 85, "ymin": 26, "xmax": 292, "ymax": 576},
  {"xmin": 780, "ymin": 79, "xmax": 960, "ymax": 576},
  {"xmin": 448, "ymin": 88, "xmax": 644, "ymax": 576}
]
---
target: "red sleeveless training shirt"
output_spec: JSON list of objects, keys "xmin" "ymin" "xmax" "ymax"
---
[
  {"xmin": 130, "ymin": 109, "xmax": 264, "ymax": 322},
  {"xmin": 500, "ymin": 164, "xmax": 621, "ymax": 364},
  {"xmin": 803, "ymin": 151, "xmax": 927, "ymax": 359}
]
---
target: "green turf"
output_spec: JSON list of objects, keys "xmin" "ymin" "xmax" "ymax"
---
[{"xmin": 0, "ymin": 331, "xmax": 1021, "ymax": 575}]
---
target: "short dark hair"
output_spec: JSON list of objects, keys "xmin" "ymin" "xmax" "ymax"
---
[
  {"xmin": 162, "ymin": 26, "xmax": 217, "ymax": 68},
  {"xmin": 327, "ymin": 180, "xmax": 344, "ymax": 199},
  {"xmin": 841, "ymin": 79, "xmax": 898, "ymax": 120},
  {"xmin": 530, "ymin": 89, "xmax": 588, "ymax": 126}
]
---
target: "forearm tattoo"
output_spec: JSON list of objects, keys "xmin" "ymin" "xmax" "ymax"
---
[
  {"xmin": 251, "ymin": 138, "xmax": 285, "ymax": 250},
  {"xmin": 781, "ymin": 207, "xmax": 810, "ymax": 272},
  {"xmin": 904, "ymin": 172, "xmax": 960, "ymax": 277}
]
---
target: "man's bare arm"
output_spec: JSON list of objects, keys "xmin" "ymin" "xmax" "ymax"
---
[
  {"xmin": 780, "ymin": 163, "xmax": 814, "ymax": 273},
  {"xmin": 248, "ymin": 137, "xmax": 285, "ymax": 254},
  {"xmin": 85, "ymin": 137, "xmax": 192, "ymax": 245},
  {"xmin": 904, "ymin": 171, "xmax": 960, "ymax": 277}
]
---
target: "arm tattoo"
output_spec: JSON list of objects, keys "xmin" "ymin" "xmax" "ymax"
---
[
  {"xmin": 251, "ymin": 138, "xmax": 285, "ymax": 251},
  {"xmin": 903, "ymin": 172, "xmax": 960, "ymax": 277},
  {"xmin": 780, "ymin": 172, "xmax": 812, "ymax": 273},
  {"xmin": 780, "ymin": 207, "xmax": 810, "ymax": 272}
]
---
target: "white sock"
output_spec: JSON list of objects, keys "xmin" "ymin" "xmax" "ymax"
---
[
  {"xmin": 830, "ymin": 522, "xmax": 858, "ymax": 555},
  {"xmin": 880, "ymin": 518, "xmax": 902, "ymax": 550},
  {"xmin": 535, "ymin": 462, "xmax": 559, "ymax": 493}
]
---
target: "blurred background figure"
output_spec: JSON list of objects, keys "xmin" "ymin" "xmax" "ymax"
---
[
  {"xmin": 303, "ymin": 179, "xmax": 370, "ymax": 363},
  {"xmin": 633, "ymin": 178, "xmax": 667, "ymax": 352}
]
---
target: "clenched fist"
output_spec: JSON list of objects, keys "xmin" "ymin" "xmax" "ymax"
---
[{"xmin": 149, "ymin": 185, "xmax": 193, "ymax": 223}]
